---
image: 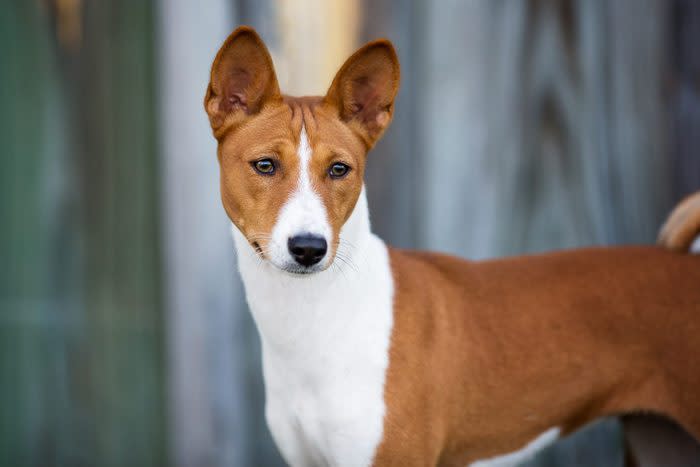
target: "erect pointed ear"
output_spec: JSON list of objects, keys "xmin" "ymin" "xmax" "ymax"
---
[
  {"xmin": 204, "ymin": 26, "xmax": 281, "ymax": 136},
  {"xmin": 324, "ymin": 40, "xmax": 400, "ymax": 148}
]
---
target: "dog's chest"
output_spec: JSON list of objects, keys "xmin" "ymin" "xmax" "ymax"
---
[
  {"xmin": 241, "ymin": 235, "xmax": 395, "ymax": 467},
  {"xmin": 262, "ymin": 322, "xmax": 389, "ymax": 467}
]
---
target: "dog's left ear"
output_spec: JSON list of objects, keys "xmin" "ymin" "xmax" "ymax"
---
[{"xmin": 324, "ymin": 40, "xmax": 400, "ymax": 148}]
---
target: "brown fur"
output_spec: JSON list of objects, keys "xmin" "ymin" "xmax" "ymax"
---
[{"xmin": 374, "ymin": 246, "xmax": 700, "ymax": 466}]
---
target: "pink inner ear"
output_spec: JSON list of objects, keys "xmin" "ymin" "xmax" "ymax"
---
[
  {"xmin": 350, "ymin": 76, "xmax": 383, "ymax": 123},
  {"xmin": 219, "ymin": 68, "xmax": 251, "ymax": 113},
  {"xmin": 348, "ymin": 75, "xmax": 393, "ymax": 135}
]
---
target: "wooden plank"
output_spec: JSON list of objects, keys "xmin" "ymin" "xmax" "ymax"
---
[
  {"xmin": 361, "ymin": 0, "xmax": 424, "ymax": 249},
  {"xmin": 2, "ymin": 1, "xmax": 165, "ymax": 466},
  {"xmin": 671, "ymin": 0, "xmax": 700, "ymax": 199},
  {"xmin": 70, "ymin": 2, "xmax": 165, "ymax": 466},
  {"xmin": 606, "ymin": 0, "xmax": 671, "ymax": 243},
  {"xmin": 0, "ymin": 3, "xmax": 80, "ymax": 466},
  {"xmin": 157, "ymin": 1, "xmax": 255, "ymax": 466}
]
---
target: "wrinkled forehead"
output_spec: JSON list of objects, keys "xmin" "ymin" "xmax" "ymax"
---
[{"xmin": 219, "ymin": 97, "xmax": 366, "ymax": 158}]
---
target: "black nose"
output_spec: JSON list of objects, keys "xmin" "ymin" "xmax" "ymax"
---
[{"xmin": 288, "ymin": 234, "xmax": 327, "ymax": 267}]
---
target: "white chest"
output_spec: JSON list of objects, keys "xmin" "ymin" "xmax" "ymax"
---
[
  {"xmin": 261, "ymin": 269, "xmax": 393, "ymax": 467},
  {"xmin": 233, "ymin": 211, "xmax": 395, "ymax": 467}
]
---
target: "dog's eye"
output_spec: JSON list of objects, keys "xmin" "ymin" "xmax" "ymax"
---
[
  {"xmin": 329, "ymin": 162, "xmax": 350, "ymax": 179},
  {"xmin": 252, "ymin": 159, "xmax": 276, "ymax": 175}
]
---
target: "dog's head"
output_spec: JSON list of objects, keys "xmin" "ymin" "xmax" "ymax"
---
[{"xmin": 204, "ymin": 26, "xmax": 400, "ymax": 275}]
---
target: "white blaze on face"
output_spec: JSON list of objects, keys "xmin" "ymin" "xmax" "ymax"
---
[{"xmin": 268, "ymin": 125, "xmax": 332, "ymax": 270}]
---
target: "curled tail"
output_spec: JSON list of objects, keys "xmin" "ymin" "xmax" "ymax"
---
[{"xmin": 658, "ymin": 191, "xmax": 700, "ymax": 252}]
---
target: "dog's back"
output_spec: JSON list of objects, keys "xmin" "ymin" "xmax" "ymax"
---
[{"xmin": 381, "ymin": 223, "xmax": 700, "ymax": 465}]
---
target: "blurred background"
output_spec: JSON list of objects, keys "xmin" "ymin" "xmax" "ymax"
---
[{"xmin": 2, "ymin": 0, "xmax": 699, "ymax": 466}]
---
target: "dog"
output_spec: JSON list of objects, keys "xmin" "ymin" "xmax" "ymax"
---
[{"xmin": 204, "ymin": 26, "xmax": 700, "ymax": 467}]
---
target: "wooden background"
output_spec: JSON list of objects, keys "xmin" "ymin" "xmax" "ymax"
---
[{"xmin": 1, "ymin": 0, "xmax": 698, "ymax": 466}]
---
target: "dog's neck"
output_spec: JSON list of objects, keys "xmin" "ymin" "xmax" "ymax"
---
[{"xmin": 232, "ymin": 187, "xmax": 388, "ymax": 353}]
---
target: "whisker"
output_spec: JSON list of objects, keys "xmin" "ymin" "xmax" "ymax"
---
[
  {"xmin": 335, "ymin": 243, "xmax": 360, "ymax": 271},
  {"xmin": 334, "ymin": 252, "xmax": 358, "ymax": 274},
  {"xmin": 332, "ymin": 259, "xmax": 349, "ymax": 281},
  {"xmin": 338, "ymin": 238, "xmax": 357, "ymax": 251}
]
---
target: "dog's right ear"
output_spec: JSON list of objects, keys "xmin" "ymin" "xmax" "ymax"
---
[{"xmin": 204, "ymin": 26, "xmax": 281, "ymax": 137}]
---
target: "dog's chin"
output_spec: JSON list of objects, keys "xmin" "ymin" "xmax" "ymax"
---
[
  {"xmin": 271, "ymin": 259, "xmax": 330, "ymax": 277},
  {"xmin": 279, "ymin": 263, "xmax": 326, "ymax": 276},
  {"xmin": 283, "ymin": 267, "xmax": 317, "ymax": 276}
]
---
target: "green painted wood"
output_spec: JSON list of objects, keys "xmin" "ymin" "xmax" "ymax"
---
[
  {"xmin": 0, "ymin": 3, "xmax": 75, "ymax": 466},
  {"xmin": 73, "ymin": 2, "xmax": 164, "ymax": 466},
  {"xmin": 0, "ymin": 1, "xmax": 164, "ymax": 466}
]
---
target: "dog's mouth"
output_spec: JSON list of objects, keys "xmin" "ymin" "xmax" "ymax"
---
[
  {"xmin": 273, "ymin": 262, "xmax": 328, "ymax": 277},
  {"xmin": 282, "ymin": 266, "xmax": 317, "ymax": 275},
  {"xmin": 279, "ymin": 257, "xmax": 330, "ymax": 276}
]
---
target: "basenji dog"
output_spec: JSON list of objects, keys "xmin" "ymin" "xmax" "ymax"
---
[{"xmin": 204, "ymin": 26, "xmax": 700, "ymax": 467}]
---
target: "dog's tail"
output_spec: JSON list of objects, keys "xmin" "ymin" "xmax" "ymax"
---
[{"xmin": 658, "ymin": 191, "xmax": 700, "ymax": 253}]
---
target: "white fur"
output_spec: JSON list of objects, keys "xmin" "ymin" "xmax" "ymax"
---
[
  {"xmin": 234, "ymin": 128, "xmax": 394, "ymax": 467},
  {"xmin": 267, "ymin": 125, "xmax": 332, "ymax": 272},
  {"xmin": 470, "ymin": 428, "xmax": 560, "ymax": 467}
]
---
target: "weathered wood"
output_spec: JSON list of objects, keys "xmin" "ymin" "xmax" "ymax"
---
[
  {"xmin": 361, "ymin": 0, "xmax": 424, "ymax": 249},
  {"xmin": 671, "ymin": 0, "xmax": 700, "ymax": 200},
  {"xmin": 0, "ymin": 1, "xmax": 165, "ymax": 466},
  {"xmin": 71, "ymin": 2, "xmax": 165, "ymax": 466},
  {"xmin": 158, "ymin": 1, "xmax": 256, "ymax": 466},
  {"xmin": 0, "ymin": 6, "xmax": 69, "ymax": 466}
]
